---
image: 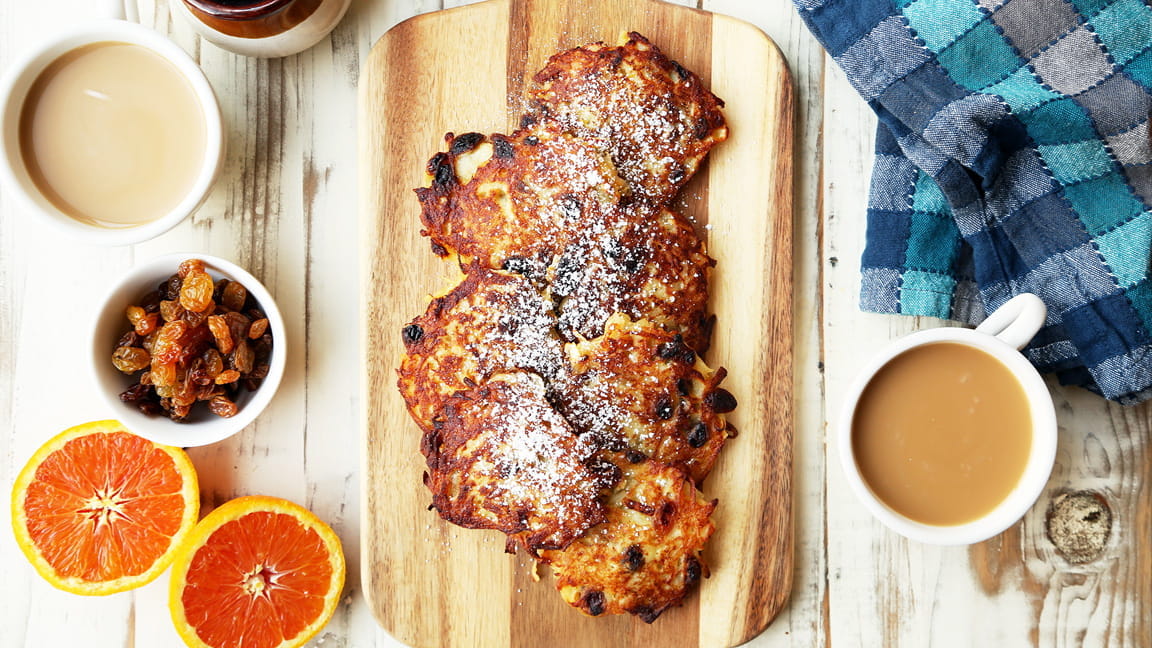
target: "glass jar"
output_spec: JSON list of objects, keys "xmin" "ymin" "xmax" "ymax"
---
[{"xmin": 171, "ymin": 0, "xmax": 352, "ymax": 58}]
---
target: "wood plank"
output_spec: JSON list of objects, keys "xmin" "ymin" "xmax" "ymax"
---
[{"xmin": 359, "ymin": 1, "xmax": 794, "ymax": 646}]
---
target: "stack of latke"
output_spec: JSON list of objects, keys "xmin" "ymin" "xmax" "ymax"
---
[{"xmin": 397, "ymin": 32, "xmax": 736, "ymax": 623}]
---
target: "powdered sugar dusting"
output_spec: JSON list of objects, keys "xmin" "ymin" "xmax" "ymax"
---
[
  {"xmin": 486, "ymin": 377, "xmax": 599, "ymax": 510},
  {"xmin": 468, "ymin": 275, "xmax": 563, "ymax": 382},
  {"xmin": 465, "ymin": 374, "xmax": 605, "ymax": 546}
]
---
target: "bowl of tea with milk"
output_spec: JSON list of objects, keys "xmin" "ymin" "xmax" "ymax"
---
[{"xmin": 0, "ymin": 20, "xmax": 222, "ymax": 246}]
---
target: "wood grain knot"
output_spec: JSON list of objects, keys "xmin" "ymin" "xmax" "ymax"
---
[{"xmin": 1045, "ymin": 490, "xmax": 1112, "ymax": 564}]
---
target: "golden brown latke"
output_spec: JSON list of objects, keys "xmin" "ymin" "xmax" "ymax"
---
[
  {"xmin": 540, "ymin": 457, "xmax": 716, "ymax": 623},
  {"xmin": 552, "ymin": 205, "xmax": 714, "ymax": 353},
  {"xmin": 553, "ymin": 313, "xmax": 735, "ymax": 485},
  {"xmin": 415, "ymin": 122, "xmax": 631, "ymax": 279},
  {"xmin": 527, "ymin": 32, "xmax": 728, "ymax": 204},
  {"xmin": 397, "ymin": 266, "xmax": 563, "ymax": 433},
  {"xmin": 421, "ymin": 372, "xmax": 614, "ymax": 552}
]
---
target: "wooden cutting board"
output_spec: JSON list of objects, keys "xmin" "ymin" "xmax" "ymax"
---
[{"xmin": 359, "ymin": 1, "xmax": 793, "ymax": 646}]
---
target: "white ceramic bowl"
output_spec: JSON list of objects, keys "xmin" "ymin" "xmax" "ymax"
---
[
  {"xmin": 92, "ymin": 253, "xmax": 286, "ymax": 447},
  {"xmin": 0, "ymin": 20, "xmax": 223, "ymax": 246}
]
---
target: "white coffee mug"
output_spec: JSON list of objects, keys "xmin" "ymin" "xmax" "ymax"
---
[
  {"xmin": 837, "ymin": 293, "xmax": 1058, "ymax": 545},
  {"xmin": 0, "ymin": 20, "xmax": 223, "ymax": 246}
]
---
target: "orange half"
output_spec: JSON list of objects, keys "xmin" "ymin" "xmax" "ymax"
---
[
  {"xmin": 168, "ymin": 495, "xmax": 346, "ymax": 648},
  {"xmin": 10, "ymin": 419, "xmax": 200, "ymax": 595}
]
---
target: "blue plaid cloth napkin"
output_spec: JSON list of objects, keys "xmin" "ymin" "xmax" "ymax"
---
[{"xmin": 794, "ymin": 0, "xmax": 1152, "ymax": 404}]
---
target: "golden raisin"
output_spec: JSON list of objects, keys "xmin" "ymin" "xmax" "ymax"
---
[
  {"xmin": 126, "ymin": 305, "xmax": 147, "ymax": 328},
  {"xmin": 248, "ymin": 318, "xmax": 269, "ymax": 339},
  {"xmin": 207, "ymin": 315, "xmax": 234, "ymax": 354},
  {"xmin": 178, "ymin": 258, "xmax": 205, "ymax": 279},
  {"xmin": 180, "ymin": 269, "xmax": 215, "ymax": 313},
  {"xmin": 134, "ymin": 312, "xmax": 159, "ymax": 336},
  {"xmin": 173, "ymin": 375, "xmax": 199, "ymax": 408},
  {"xmin": 203, "ymin": 348, "xmax": 223, "ymax": 378},
  {"xmin": 208, "ymin": 395, "xmax": 238, "ymax": 418},
  {"xmin": 231, "ymin": 340, "xmax": 254, "ymax": 374},
  {"xmin": 169, "ymin": 402, "xmax": 192, "ymax": 421},
  {"xmin": 151, "ymin": 321, "xmax": 189, "ymax": 366},
  {"xmin": 160, "ymin": 299, "xmax": 185, "ymax": 323},
  {"xmin": 112, "ymin": 346, "xmax": 150, "ymax": 374},
  {"xmin": 151, "ymin": 362, "xmax": 177, "ymax": 388}
]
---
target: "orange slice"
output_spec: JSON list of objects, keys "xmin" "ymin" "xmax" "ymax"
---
[
  {"xmin": 169, "ymin": 495, "xmax": 346, "ymax": 648},
  {"xmin": 10, "ymin": 419, "xmax": 200, "ymax": 595}
]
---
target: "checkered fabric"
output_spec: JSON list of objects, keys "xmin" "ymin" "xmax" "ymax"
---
[{"xmin": 795, "ymin": 0, "xmax": 1152, "ymax": 404}]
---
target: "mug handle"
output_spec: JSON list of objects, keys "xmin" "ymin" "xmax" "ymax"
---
[{"xmin": 974, "ymin": 293, "xmax": 1047, "ymax": 350}]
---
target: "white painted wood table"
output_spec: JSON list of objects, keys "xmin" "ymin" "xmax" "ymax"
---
[{"xmin": 1, "ymin": 1, "xmax": 1148, "ymax": 647}]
